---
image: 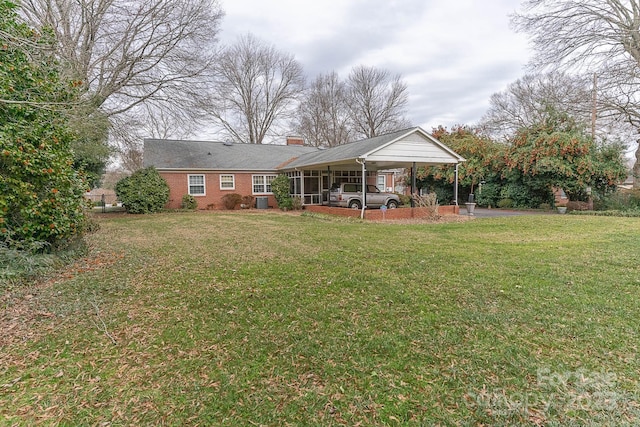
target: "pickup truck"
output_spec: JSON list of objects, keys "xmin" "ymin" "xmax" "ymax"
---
[{"xmin": 329, "ymin": 183, "xmax": 401, "ymax": 209}]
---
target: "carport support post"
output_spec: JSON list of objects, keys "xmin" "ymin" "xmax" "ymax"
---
[
  {"xmin": 411, "ymin": 162, "xmax": 416, "ymax": 208},
  {"xmin": 454, "ymin": 164, "xmax": 459, "ymax": 206},
  {"xmin": 360, "ymin": 159, "xmax": 367, "ymax": 219},
  {"xmin": 300, "ymin": 170, "xmax": 305, "ymax": 206},
  {"xmin": 327, "ymin": 166, "xmax": 331, "ymax": 207}
]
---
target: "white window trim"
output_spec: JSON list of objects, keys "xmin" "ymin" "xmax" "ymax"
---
[
  {"xmin": 188, "ymin": 174, "xmax": 206, "ymax": 196},
  {"xmin": 220, "ymin": 174, "xmax": 235, "ymax": 190},
  {"xmin": 252, "ymin": 174, "xmax": 277, "ymax": 194}
]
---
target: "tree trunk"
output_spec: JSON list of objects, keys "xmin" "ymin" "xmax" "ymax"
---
[{"xmin": 634, "ymin": 140, "xmax": 640, "ymax": 189}]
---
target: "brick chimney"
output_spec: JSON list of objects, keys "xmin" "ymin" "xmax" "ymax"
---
[{"xmin": 286, "ymin": 136, "xmax": 304, "ymax": 146}]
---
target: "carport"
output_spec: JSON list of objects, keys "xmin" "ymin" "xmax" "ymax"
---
[{"xmin": 278, "ymin": 127, "xmax": 466, "ymax": 217}]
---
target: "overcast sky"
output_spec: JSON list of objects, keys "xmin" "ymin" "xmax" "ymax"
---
[{"xmin": 217, "ymin": 0, "xmax": 532, "ymax": 132}]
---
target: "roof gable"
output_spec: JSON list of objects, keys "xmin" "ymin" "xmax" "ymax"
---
[
  {"xmin": 282, "ymin": 127, "xmax": 464, "ymax": 170},
  {"xmin": 365, "ymin": 129, "xmax": 463, "ymax": 164}
]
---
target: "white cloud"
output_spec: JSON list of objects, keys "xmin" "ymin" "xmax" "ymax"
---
[{"xmin": 217, "ymin": 0, "xmax": 531, "ymax": 131}]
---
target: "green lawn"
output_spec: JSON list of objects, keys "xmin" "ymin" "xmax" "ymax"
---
[{"xmin": 2, "ymin": 211, "xmax": 640, "ymax": 426}]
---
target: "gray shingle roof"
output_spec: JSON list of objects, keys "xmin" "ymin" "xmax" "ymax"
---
[
  {"xmin": 143, "ymin": 127, "xmax": 464, "ymax": 172},
  {"xmin": 143, "ymin": 139, "xmax": 319, "ymax": 171}
]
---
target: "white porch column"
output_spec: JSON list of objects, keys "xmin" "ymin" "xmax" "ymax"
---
[
  {"xmin": 359, "ymin": 159, "xmax": 367, "ymax": 219},
  {"xmin": 454, "ymin": 164, "xmax": 459, "ymax": 206},
  {"xmin": 300, "ymin": 170, "xmax": 305, "ymax": 205}
]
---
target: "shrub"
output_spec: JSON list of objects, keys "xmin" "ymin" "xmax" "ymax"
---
[
  {"xmin": 221, "ymin": 193, "xmax": 242, "ymax": 210},
  {"xmin": 397, "ymin": 193, "xmax": 412, "ymax": 206},
  {"xmin": 413, "ymin": 192, "xmax": 438, "ymax": 208},
  {"xmin": 0, "ymin": 4, "xmax": 89, "ymax": 250},
  {"xmin": 291, "ymin": 196, "xmax": 303, "ymax": 210},
  {"xmin": 115, "ymin": 167, "xmax": 169, "ymax": 214},
  {"xmin": 497, "ymin": 198, "xmax": 514, "ymax": 208},
  {"xmin": 571, "ymin": 209, "xmax": 640, "ymax": 217},
  {"xmin": 567, "ymin": 201, "xmax": 590, "ymax": 211},
  {"xmin": 539, "ymin": 203, "xmax": 552, "ymax": 211},
  {"xmin": 241, "ymin": 195, "xmax": 254, "ymax": 208},
  {"xmin": 599, "ymin": 189, "xmax": 640, "ymax": 211},
  {"xmin": 181, "ymin": 194, "xmax": 198, "ymax": 210},
  {"xmin": 1, "ymin": 241, "xmax": 54, "ymax": 283},
  {"xmin": 476, "ymin": 183, "xmax": 501, "ymax": 208},
  {"xmin": 278, "ymin": 197, "xmax": 293, "ymax": 210},
  {"xmin": 412, "ymin": 193, "xmax": 440, "ymax": 219},
  {"xmin": 500, "ymin": 183, "xmax": 531, "ymax": 208},
  {"xmin": 596, "ymin": 192, "xmax": 624, "ymax": 211},
  {"xmin": 271, "ymin": 174, "xmax": 293, "ymax": 209},
  {"xmin": 434, "ymin": 187, "xmax": 454, "ymax": 205}
]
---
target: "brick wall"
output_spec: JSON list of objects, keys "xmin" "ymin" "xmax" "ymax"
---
[
  {"xmin": 305, "ymin": 205, "xmax": 459, "ymax": 219},
  {"xmin": 159, "ymin": 171, "xmax": 457, "ymax": 216},
  {"xmin": 160, "ymin": 172, "xmax": 277, "ymax": 210}
]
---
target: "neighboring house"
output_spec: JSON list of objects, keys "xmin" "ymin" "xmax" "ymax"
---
[
  {"xmin": 143, "ymin": 127, "xmax": 465, "ymax": 210},
  {"xmin": 618, "ymin": 173, "xmax": 635, "ymax": 191}
]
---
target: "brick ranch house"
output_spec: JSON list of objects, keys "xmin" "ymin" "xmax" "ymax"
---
[{"xmin": 143, "ymin": 127, "xmax": 466, "ymax": 217}]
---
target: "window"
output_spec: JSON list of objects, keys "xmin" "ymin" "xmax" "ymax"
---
[
  {"xmin": 188, "ymin": 174, "xmax": 205, "ymax": 195},
  {"xmin": 377, "ymin": 175, "xmax": 386, "ymax": 189},
  {"xmin": 220, "ymin": 174, "xmax": 235, "ymax": 190},
  {"xmin": 253, "ymin": 174, "xmax": 276, "ymax": 194}
]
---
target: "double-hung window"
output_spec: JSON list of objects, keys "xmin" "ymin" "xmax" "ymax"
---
[
  {"xmin": 220, "ymin": 174, "xmax": 235, "ymax": 190},
  {"xmin": 188, "ymin": 174, "xmax": 205, "ymax": 195},
  {"xmin": 252, "ymin": 174, "xmax": 276, "ymax": 194}
]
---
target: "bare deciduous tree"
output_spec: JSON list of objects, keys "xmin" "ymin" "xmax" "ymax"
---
[
  {"xmin": 109, "ymin": 100, "xmax": 211, "ymax": 174},
  {"xmin": 20, "ymin": 0, "xmax": 223, "ymax": 118},
  {"xmin": 345, "ymin": 65, "xmax": 411, "ymax": 139},
  {"xmin": 19, "ymin": 0, "xmax": 224, "ymax": 174},
  {"xmin": 210, "ymin": 34, "xmax": 305, "ymax": 144},
  {"xmin": 512, "ymin": 0, "xmax": 640, "ymax": 186},
  {"xmin": 109, "ymin": 116, "xmax": 144, "ymax": 173},
  {"xmin": 513, "ymin": 1, "xmax": 640, "ymax": 70},
  {"xmin": 480, "ymin": 72, "xmax": 594, "ymax": 140},
  {"xmin": 293, "ymin": 72, "xmax": 352, "ymax": 147}
]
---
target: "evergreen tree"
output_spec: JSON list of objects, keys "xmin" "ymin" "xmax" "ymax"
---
[{"xmin": 0, "ymin": 0, "xmax": 88, "ymax": 250}]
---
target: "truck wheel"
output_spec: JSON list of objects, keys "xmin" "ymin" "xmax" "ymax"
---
[
  {"xmin": 349, "ymin": 200, "xmax": 362, "ymax": 209},
  {"xmin": 387, "ymin": 200, "xmax": 398, "ymax": 209}
]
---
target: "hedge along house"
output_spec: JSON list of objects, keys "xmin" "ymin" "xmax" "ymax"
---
[{"xmin": 143, "ymin": 126, "xmax": 465, "ymax": 214}]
